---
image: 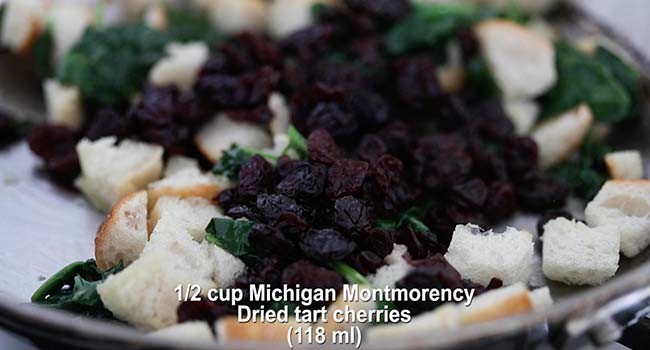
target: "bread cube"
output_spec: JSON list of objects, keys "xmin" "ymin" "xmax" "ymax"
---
[
  {"xmin": 76, "ymin": 137, "xmax": 164, "ymax": 212},
  {"xmin": 444, "ymin": 224, "xmax": 534, "ymax": 286},
  {"xmin": 268, "ymin": 0, "xmax": 320, "ymax": 39},
  {"xmin": 149, "ymin": 42, "xmax": 209, "ymax": 92},
  {"xmin": 0, "ymin": 0, "xmax": 46, "ymax": 55},
  {"xmin": 459, "ymin": 283, "xmax": 534, "ymax": 325},
  {"xmin": 585, "ymin": 180, "xmax": 650, "ymax": 257},
  {"xmin": 50, "ymin": 3, "xmax": 93, "ymax": 61},
  {"xmin": 542, "ymin": 217, "xmax": 619, "ymax": 285},
  {"xmin": 368, "ymin": 244, "xmax": 411, "ymax": 288},
  {"xmin": 605, "ymin": 150, "xmax": 644, "ymax": 180},
  {"xmin": 97, "ymin": 249, "xmax": 215, "ymax": 330},
  {"xmin": 208, "ymin": 0, "xmax": 268, "ymax": 35},
  {"xmin": 474, "ymin": 19, "xmax": 556, "ymax": 99},
  {"xmin": 147, "ymin": 168, "xmax": 221, "ymax": 211},
  {"xmin": 147, "ymin": 195, "xmax": 223, "ymax": 240},
  {"xmin": 43, "ymin": 80, "xmax": 85, "ymax": 129},
  {"xmin": 532, "ymin": 104, "xmax": 594, "ymax": 169},
  {"xmin": 195, "ymin": 113, "xmax": 272, "ymax": 163},
  {"xmin": 95, "ymin": 190, "xmax": 149, "ymax": 271},
  {"xmin": 164, "ymin": 155, "xmax": 200, "ymax": 177},
  {"xmin": 147, "ymin": 321, "xmax": 215, "ymax": 343},
  {"xmin": 503, "ymin": 99, "xmax": 539, "ymax": 135}
]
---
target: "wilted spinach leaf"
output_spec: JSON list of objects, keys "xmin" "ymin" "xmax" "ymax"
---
[
  {"xmin": 57, "ymin": 10, "xmax": 219, "ymax": 105},
  {"xmin": 551, "ymin": 131, "xmax": 611, "ymax": 200},
  {"xmin": 212, "ymin": 145, "xmax": 254, "ymax": 179},
  {"xmin": 32, "ymin": 29, "xmax": 54, "ymax": 77},
  {"xmin": 594, "ymin": 46, "xmax": 640, "ymax": 116},
  {"xmin": 542, "ymin": 44, "xmax": 632, "ymax": 122},
  {"xmin": 331, "ymin": 261, "xmax": 370, "ymax": 285},
  {"xmin": 205, "ymin": 218, "xmax": 256, "ymax": 262},
  {"xmin": 31, "ymin": 259, "xmax": 123, "ymax": 318},
  {"xmin": 284, "ymin": 126, "xmax": 308, "ymax": 159},
  {"xmin": 376, "ymin": 206, "xmax": 434, "ymax": 237},
  {"xmin": 386, "ymin": 3, "xmax": 495, "ymax": 55}
]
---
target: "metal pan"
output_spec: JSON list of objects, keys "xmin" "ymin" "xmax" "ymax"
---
[{"xmin": 1, "ymin": 3, "xmax": 650, "ymax": 349}]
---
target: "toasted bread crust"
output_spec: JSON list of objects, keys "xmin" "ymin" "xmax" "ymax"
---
[
  {"xmin": 461, "ymin": 291, "xmax": 533, "ymax": 325},
  {"xmin": 95, "ymin": 190, "xmax": 147, "ymax": 270},
  {"xmin": 216, "ymin": 316, "xmax": 297, "ymax": 343},
  {"xmin": 16, "ymin": 19, "xmax": 41, "ymax": 56}
]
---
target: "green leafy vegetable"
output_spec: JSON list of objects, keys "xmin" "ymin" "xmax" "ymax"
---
[
  {"xmin": 284, "ymin": 126, "xmax": 308, "ymax": 159},
  {"xmin": 212, "ymin": 145, "xmax": 254, "ymax": 179},
  {"xmin": 551, "ymin": 131, "xmax": 611, "ymax": 200},
  {"xmin": 376, "ymin": 206, "xmax": 436, "ymax": 240},
  {"xmin": 32, "ymin": 29, "xmax": 54, "ymax": 77},
  {"xmin": 331, "ymin": 261, "xmax": 396, "ymax": 323},
  {"xmin": 0, "ymin": 5, "xmax": 5, "ymax": 36},
  {"xmin": 466, "ymin": 57, "xmax": 499, "ymax": 97},
  {"xmin": 31, "ymin": 259, "xmax": 123, "ymax": 318},
  {"xmin": 386, "ymin": 3, "xmax": 495, "ymax": 55},
  {"xmin": 594, "ymin": 46, "xmax": 640, "ymax": 117},
  {"xmin": 543, "ymin": 44, "xmax": 632, "ymax": 122},
  {"xmin": 95, "ymin": 0, "xmax": 106, "ymax": 27},
  {"xmin": 57, "ymin": 10, "xmax": 219, "ymax": 105},
  {"xmin": 205, "ymin": 218, "xmax": 256, "ymax": 262},
  {"xmin": 331, "ymin": 261, "xmax": 370, "ymax": 286},
  {"xmin": 212, "ymin": 144, "xmax": 280, "ymax": 179},
  {"xmin": 166, "ymin": 8, "xmax": 219, "ymax": 44}
]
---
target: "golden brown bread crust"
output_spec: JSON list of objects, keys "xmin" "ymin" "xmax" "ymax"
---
[
  {"xmin": 146, "ymin": 183, "xmax": 219, "ymax": 233},
  {"xmin": 460, "ymin": 290, "xmax": 533, "ymax": 325},
  {"xmin": 16, "ymin": 19, "xmax": 41, "ymax": 56},
  {"xmin": 95, "ymin": 190, "xmax": 147, "ymax": 271},
  {"xmin": 216, "ymin": 316, "xmax": 299, "ymax": 345}
]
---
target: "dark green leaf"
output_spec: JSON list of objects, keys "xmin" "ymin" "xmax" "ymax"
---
[
  {"xmin": 31, "ymin": 259, "xmax": 123, "ymax": 318},
  {"xmin": 32, "ymin": 29, "xmax": 54, "ymax": 77},
  {"xmin": 212, "ymin": 145, "xmax": 253, "ymax": 179},
  {"xmin": 376, "ymin": 206, "xmax": 436, "ymax": 240},
  {"xmin": 331, "ymin": 261, "xmax": 370, "ymax": 285},
  {"xmin": 166, "ymin": 8, "xmax": 219, "ymax": 44},
  {"xmin": 0, "ymin": 5, "xmax": 5, "ymax": 37},
  {"xmin": 550, "ymin": 131, "xmax": 610, "ymax": 200},
  {"xmin": 284, "ymin": 126, "xmax": 308, "ymax": 159},
  {"xmin": 386, "ymin": 3, "xmax": 496, "ymax": 55},
  {"xmin": 205, "ymin": 218, "xmax": 256, "ymax": 261},
  {"xmin": 466, "ymin": 57, "xmax": 500, "ymax": 97},
  {"xmin": 594, "ymin": 46, "xmax": 640, "ymax": 117},
  {"xmin": 542, "ymin": 44, "xmax": 632, "ymax": 122}
]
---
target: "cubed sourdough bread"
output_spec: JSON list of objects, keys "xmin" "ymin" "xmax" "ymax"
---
[
  {"xmin": 503, "ymin": 99, "xmax": 539, "ymax": 135},
  {"xmin": 444, "ymin": 224, "xmax": 534, "ymax": 286},
  {"xmin": 147, "ymin": 321, "xmax": 215, "ymax": 343},
  {"xmin": 99, "ymin": 205, "xmax": 245, "ymax": 329},
  {"xmin": 605, "ymin": 150, "xmax": 644, "ymax": 180},
  {"xmin": 95, "ymin": 190, "xmax": 149, "ymax": 271},
  {"xmin": 164, "ymin": 155, "xmax": 200, "ymax": 177},
  {"xmin": 147, "ymin": 168, "xmax": 221, "ymax": 210},
  {"xmin": 585, "ymin": 180, "xmax": 650, "ymax": 257},
  {"xmin": 195, "ymin": 113, "xmax": 273, "ymax": 163},
  {"xmin": 147, "ymin": 195, "xmax": 223, "ymax": 240},
  {"xmin": 216, "ymin": 316, "xmax": 299, "ymax": 344},
  {"xmin": 98, "ymin": 249, "xmax": 215, "ymax": 330},
  {"xmin": 367, "ymin": 283, "xmax": 544, "ymax": 342},
  {"xmin": 437, "ymin": 66, "xmax": 466, "ymax": 93},
  {"xmin": 0, "ymin": 0, "xmax": 46, "ymax": 55},
  {"xmin": 76, "ymin": 137, "xmax": 164, "ymax": 212},
  {"xmin": 542, "ymin": 217, "xmax": 619, "ymax": 285},
  {"xmin": 146, "ymin": 196, "xmax": 244, "ymax": 287},
  {"xmin": 149, "ymin": 42, "xmax": 209, "ymax": 92},
  {"xmin": 43, "ymin": 80, "xmax": 85, "ymax": 129},
  {"xmin": 532, "ymin": 104, "xmax": 594, "ymax": 169},
  {"xmin": 268, "ymin": 92, "xmax": 290, "ymax": 136},
  {"xmin": 143, "ymin": 3, "xmax": 169, "ymax": 30},
  {"xmin": 529, "ymin": 286, "xmax": 553, "ymax": 309},
  {"xmin": 208, "ymin": 0, "xmax": 269, "ymax": 35},
  {"xmin": 474, "ymin": 19, "xmax": 556, "ymax": 99},
  {"xmin": 50, "ymin": 3, "xmax": 94, "ymax": 61},
  {"xmin": 268, "ymin": 0, "xmax": 320, "ymax": 39},
  {"xmin": 368, "ymin": 244, "xmax": 411, "ymax": 288}
]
